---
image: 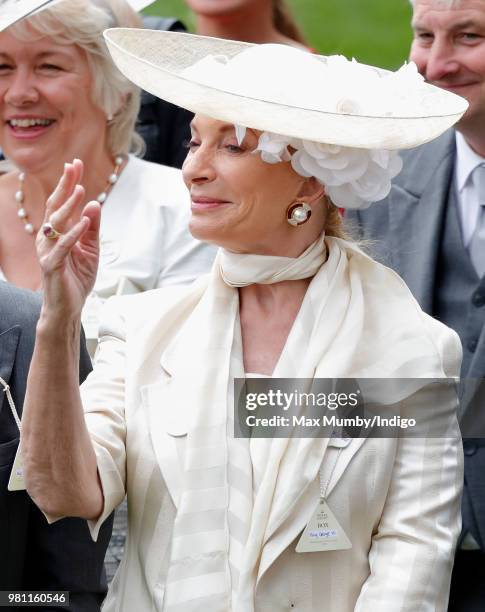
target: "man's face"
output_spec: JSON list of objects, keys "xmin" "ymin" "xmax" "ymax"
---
[{"xmin": 410, "ymin": 0, "xmax": 485, "ymax": 135}]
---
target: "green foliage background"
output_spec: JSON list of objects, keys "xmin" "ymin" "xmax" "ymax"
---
[{"xmin": 145, "ymin": 0, "xmax": 414, "ymax": 69}]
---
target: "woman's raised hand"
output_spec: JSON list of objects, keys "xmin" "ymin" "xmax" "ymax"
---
[{"xmin": 36, "ymin": 159, "xmax": 101, "ymax": 320}]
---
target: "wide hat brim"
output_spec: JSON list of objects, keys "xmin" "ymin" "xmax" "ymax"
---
[
  {"xmin": 104, "ymin": 28, "xmax": 468, "ymax": 150},
  {"xmin": 0, "ymin": 0, "xmax": 155, "ymax": 33},
  {"xmin": 127, "ymin": 0, "xmax": 154, "ymax": 11},
  {"xmin": 0, "ymin": 0, "xmax": 55, "ymax": 31}
]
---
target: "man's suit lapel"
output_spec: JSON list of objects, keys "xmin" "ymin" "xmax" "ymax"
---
[
  {"xmin": 468, "ymin": 307, "xmax": 485, "ymax": 379},
  {"xmin": 388, "ymin": 131, "xmax": 456, "ymax": 313}
]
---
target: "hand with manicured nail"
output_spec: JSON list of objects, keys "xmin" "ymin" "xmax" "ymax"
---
[{"xmin": 36, "ymin": 158, "xmax": 101, "ymax": 320}]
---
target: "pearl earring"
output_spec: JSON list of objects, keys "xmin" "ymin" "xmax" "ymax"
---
[{"xmin": 287, "ymin": 202, "xmax": 312, "ymax": 226}]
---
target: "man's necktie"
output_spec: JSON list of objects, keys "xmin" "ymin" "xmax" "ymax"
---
[{"xmin": 468, "ymin": 164, "xmax": 485, "ymax": 278}]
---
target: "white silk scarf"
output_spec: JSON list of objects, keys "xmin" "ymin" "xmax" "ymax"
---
[{"xmin": 161, "ymin": 235, "xmax": 450, "ymax": 612}]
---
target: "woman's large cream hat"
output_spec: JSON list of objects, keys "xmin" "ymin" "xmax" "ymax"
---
[
  {"xmin": 0, "ymin": 0, "xmax": 155, "ymax": 32},
  {"xmin": 0, "ymin": 0, "xmax": 55, "ymax": 31},
  {"xmin": 104, "ymin": 28, "xmax": 467, "ymax": 150}
]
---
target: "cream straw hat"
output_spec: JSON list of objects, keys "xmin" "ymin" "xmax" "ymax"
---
[
  {"xmin": 0, "ymin": 0, "xmax": 56, "ymax": 31},
  {"xmin": 104, "ymin": 28, "xmax": 468, "ymax": 151},
  {"xmin": 0, "ymin": 0, "xmax": 154, "ymax": 32}
]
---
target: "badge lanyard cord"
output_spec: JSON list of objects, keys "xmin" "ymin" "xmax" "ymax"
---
[
  {"xmin": 319, "ymin": 447, "xmax": 343, "ymax": 500},
  {"xmin": 0, "ymin": 375, "xmax": 21, "ymax": 432}
]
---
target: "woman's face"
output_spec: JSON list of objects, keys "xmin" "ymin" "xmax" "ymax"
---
[
  {"xmin": 0, "ymin": 26, "xmax": 107, "ymax": 173},
  {"xmin": 182, "ymin": 115, "xmax": 325, "ymax": 255}
]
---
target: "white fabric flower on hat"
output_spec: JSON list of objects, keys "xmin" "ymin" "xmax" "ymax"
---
[
  {"xmin": 326, "ymin": 152, "xmax": 403, "ymax": 209},
  {"xmin": 256, "ymin": 132, "xmax": 293, "ymax": 163},
  {"xmin": 291, "ymin": 142, "xmax": 370, "ymax": 185},
  {"xmin": 254, "ymin": 130, "xmax": 403, "ymax": 209}
]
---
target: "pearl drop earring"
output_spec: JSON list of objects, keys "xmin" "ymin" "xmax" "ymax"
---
[{"xmin": 286, "ymin": 202, "xmax": 312, "ymax": 226}]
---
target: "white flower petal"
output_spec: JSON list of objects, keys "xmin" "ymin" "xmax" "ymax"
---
[
  {"xmin": 327, "ymin": 183, "xmax": 365, "ymax": 209},
  {"xmin": 370, "ymin": 149, "xmax": 390, "ymax": 168},
  {"xmin": 260, "ymin": 151, "xmax": 281, "ymax": 164},
  {"xmin": 389, "ymin": 153, "xmax": 403, "ymax": 178},
  {"xmin": 235, "ymin": 124, "xmax": 247, "ymax": 146},
  {"xmin": 301, "ymin": 140, "xmax": 336, "ymax": 159},
  {"xmin": 290, "ymin": 151, "xmax": 313, "ymax": 177}
]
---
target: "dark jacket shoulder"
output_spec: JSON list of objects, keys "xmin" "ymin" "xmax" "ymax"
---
[{"xmin": 0, "ymin": 281, "xmax": 41, "ymax": 332}]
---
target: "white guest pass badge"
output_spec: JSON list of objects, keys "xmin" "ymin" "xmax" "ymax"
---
[
  {"xmin": 1, "ymin": 375, "xmax": 26, "ymax": 491},
  {"xmin": 8, "ymin": 445, "xmax": 25, "ymax": 491},
  {"xmin": 296, "ymin": 445, "xmax": 351, "ymax": 553},
  {"xmin": 296, "ymin": 498, "xmax": 351, "ymax": 552}
]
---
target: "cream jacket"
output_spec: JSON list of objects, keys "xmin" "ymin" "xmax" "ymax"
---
[{"xmin": 79, "ymin": 271, "xmax": 463, "ymax": 612}]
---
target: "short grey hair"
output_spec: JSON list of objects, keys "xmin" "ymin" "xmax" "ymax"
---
[{"xmin": 11, "ymin": 0, "xmax": 144, "ymax": 156}]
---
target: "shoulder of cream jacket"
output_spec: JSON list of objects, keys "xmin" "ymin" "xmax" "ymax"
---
[{"xmin": 79, "ymin": 266, "xmax": 463, "ymax": 612}]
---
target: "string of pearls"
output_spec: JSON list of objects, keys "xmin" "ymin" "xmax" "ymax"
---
[{"xmin": 15, "ymin": 155, "xmax": 125, "ymax": 235}]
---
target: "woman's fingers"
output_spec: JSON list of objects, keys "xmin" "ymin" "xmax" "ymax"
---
[
  {"xmin": 79, "ymin": 201, "xmax": 101, "ymax": 243},
  {"xmin": 42, "ymin": 201, "xmax": 101, "ymax": 267},
  {"xmin": 44, "ymin": 159, "xmax": 84, "ymax": 220},
  {"xmin": 36, "ymin": 160, "xmax": 99, "ymax": 308},
  {"xmin": 41, "ymin": 158, "xmax": 87, "ymax": 241},
  {"xmin": 48, "ymin": 184, "xmax": 86, "ymax": 233},
  {"xmin": 40, "ymin": 216, "xmax": 91, "ymax": 274},
  {"xmin": 72, "ymin": 158, "xmax": 83, "ymax": 185}
]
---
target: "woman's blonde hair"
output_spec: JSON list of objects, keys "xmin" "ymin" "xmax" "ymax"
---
[
  {"xmin": 11, "ymin": 0, "xmax": 144, "ymax": 156},
  {"xmin": 324, "ymin": 197, "xmax": 348, "ymax": 240}
]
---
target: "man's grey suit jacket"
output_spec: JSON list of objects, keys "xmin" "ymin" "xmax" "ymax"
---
[
  {"xmin": 0, "ymin": 281, "xmax": 113, "ymax": 611},
  {"xmin": 347, "ymin": 129, "xmax": 485, "ymax": 550}
]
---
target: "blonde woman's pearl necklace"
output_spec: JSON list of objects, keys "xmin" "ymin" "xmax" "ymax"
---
[{"xmin": 15, "ymin": 155, "xmax": 125, "ymax": 235}]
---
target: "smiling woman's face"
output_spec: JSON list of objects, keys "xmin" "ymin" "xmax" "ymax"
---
[
  {"xmin": 182, "ymin": 115, "xmax": 326, "ymax": 255},
  {"xmin": 0, "ymin": 26, "xmax": 107, "ymax": 173}
]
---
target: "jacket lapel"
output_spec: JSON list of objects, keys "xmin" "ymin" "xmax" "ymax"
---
[
  {"xmin": 256, "ymin": 437, "xmax": 366, "ymax": 586},
  {"xmin": 140, "ymin": 277, "xmax": 219, "ymax": 509},
  {"xmin": 0, "ymin": 325, "xmax": 21, "ymax": 419},
  {"xmin": 388, "ymin": 131, "xmax": 455, "ymax": 313},
  {"xmin": 134, "ymin": 280, "xmax": 208, "ymax": 509},
  {"xmin": 141, "ymin": 377, "xmax": 187, "ymax": 509},
  {"xmin": 467, "ymin": 308, "xmax": 485, "ymax": 379}
]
